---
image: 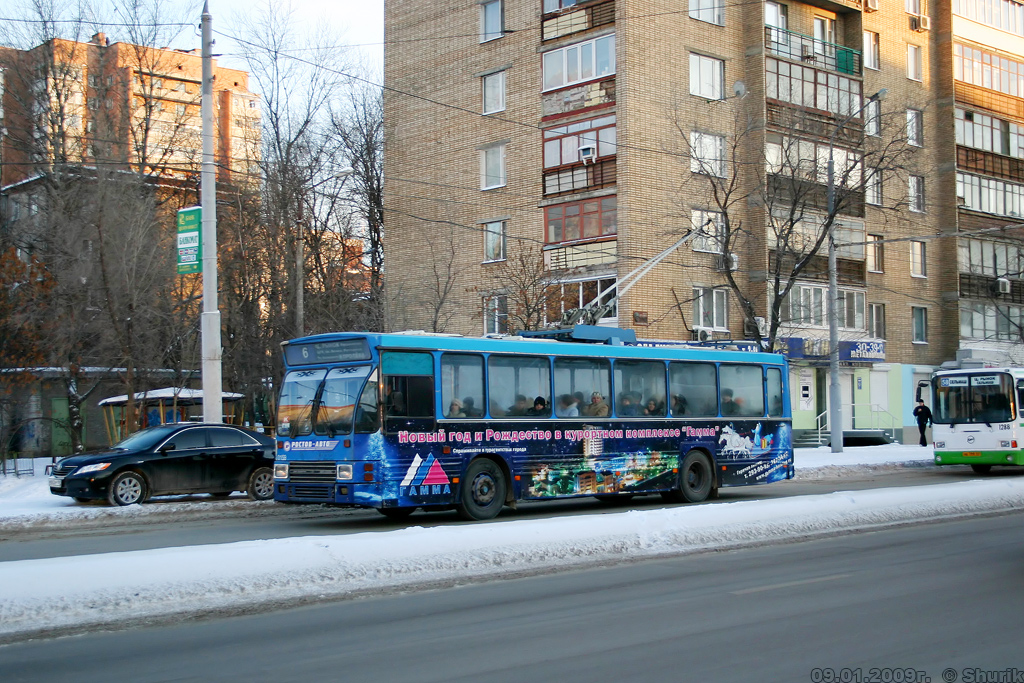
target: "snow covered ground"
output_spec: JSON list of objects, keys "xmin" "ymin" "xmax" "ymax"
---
[{"xmin": 1, "ymin": 444, "xmax": 1019, "ymax": 642}]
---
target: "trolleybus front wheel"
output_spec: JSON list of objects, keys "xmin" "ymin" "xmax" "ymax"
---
[{"xmin": 458, "ymin": 458, "xmax": 506, "ymax": 521}]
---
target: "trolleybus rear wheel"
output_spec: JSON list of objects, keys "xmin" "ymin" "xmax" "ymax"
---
[
  {"xmin": 458, "ymin": 458, "xmax": 506, "ymax": 521},
  {"xmin": 663, "ymin": 450, "xmax": 713, "ymax": 504}
]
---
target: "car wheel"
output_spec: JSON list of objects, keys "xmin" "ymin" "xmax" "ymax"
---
[
  {"xmin": 377, "ymin": 506, "xmax": 416, "ymax": 520},
  {"xmin": 107, "ymin": 471, "xmax": 148, "ymax": 506},
  {"xmin": 663, "ymin": 450, "xmax": 713, "ymax": 504},
  {"xmin": 971, "ymin": 464, "xmax": 993, "ymax": 474},
  {"xmin": 457, "ymin": 458, "xmax": 506, "ymax": 521},
  {"xmin": 247, "ymin": 466, "xmax": 274, "ymax": 500}
]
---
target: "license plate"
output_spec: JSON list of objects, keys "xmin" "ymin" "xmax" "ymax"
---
[
  {"xmin": 963, "ymin": 452, "xmax": 981, "ymax": 457},
  {"xmin": 48, "ymin": 476, "xmax": 63, "ymax": 488}
]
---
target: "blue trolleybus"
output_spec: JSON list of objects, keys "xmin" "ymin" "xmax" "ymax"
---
[{"xmin": 272, "ymin": 328, "xmax": 794, "ymax": 520}]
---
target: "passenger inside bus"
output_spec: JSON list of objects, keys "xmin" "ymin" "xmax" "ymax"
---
[
  {"xmin": 582, "ymin": 392, "xmax": 610, "ymax": 417},
  {"xmin": 720, "ymin": 388, "xmax": 740, "ymax": 416}
]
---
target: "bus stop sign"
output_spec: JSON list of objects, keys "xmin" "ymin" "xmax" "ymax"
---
[{"xmin": 176, "ymin": 206, "xmax": 202, "ymax": 274}]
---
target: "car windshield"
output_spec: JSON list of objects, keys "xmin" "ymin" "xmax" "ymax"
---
[{"xmin": 112, "ymin": 425, "xmax": 181, "ymax": 450}]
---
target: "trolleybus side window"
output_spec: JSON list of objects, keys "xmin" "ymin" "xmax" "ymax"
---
[
  {"xmin": 719, "ymin": 364, "xmax": 765, "ymax": 417},
  {"xmin": 441, "ymin": 354, "xmax": 485, "ymax": 418},
  {"xmin": 614, "ymin": 360, "xmax": 666, "ymax": 417},
  {"xmin": 382, "ymin": 352, "xmax": 435, "ymax": 425},
  {"xmin": 489, "ymin": 355, "xmax": 551, "ymax": 417},
  {"xmin": 767, "ymin": 367, "xmax": 784, "ymax": 417},
  {"xmin": 668, "ymin": 362, "xmax": 717, "ymax": 416},
  {"xmin": 553, "ymin": 357, "xmax": 610, "ymax": 419}
]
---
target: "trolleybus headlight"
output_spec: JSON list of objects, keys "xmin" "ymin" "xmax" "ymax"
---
[
  {"xmin": 337, "ymin": 464, "xmax": 353, "ymax": 481},
  {"xmin": 934, "ymin": 441, "xmax": 945, "ymax": 449},
  {"xmin": 274, "ymin": 463, "xmax": 289, "ymax": 479}
]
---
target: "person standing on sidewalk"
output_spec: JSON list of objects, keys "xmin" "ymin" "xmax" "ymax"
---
[{"xmin": 913, "ymin": 398, "xmax": 933, "ymax": 446}]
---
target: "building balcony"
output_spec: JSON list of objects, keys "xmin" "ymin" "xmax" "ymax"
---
[
  {"xmin": 542, "ymin": 0, "xmax": 615, "ymax": 41},
  {"xmin": 957, "ymin": 146, "xmax": 1024, "ymax": 184},
  {"xmin": 770, "ymin": 251, "xmax": 866, "ymax": 286},
  {"xmin": 543, "ymin": 158, "xmax": 616, "ymax": 196},
  {"xmin": 765, "ymin": 27, "xmax": 862, "ymax": 77}
]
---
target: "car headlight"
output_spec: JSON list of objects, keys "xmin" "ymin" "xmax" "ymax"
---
[
  {"xmin": 274, "ymin": 463, "xmax": 289, "ymax": 479},
  {"xmin": 337, "ymin": 464, "xmax": 353, "ymax": 481},
  {"xmin": 75, "ymin": 463, "xmax": 111, "ymax": 475}
]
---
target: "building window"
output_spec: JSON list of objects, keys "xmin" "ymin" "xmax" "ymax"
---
[
  {"xmin": 909, "ymin": 175, "xmax": 925, "ymax": 212},
  {"xmin": 483, "ymin": 220, "xmax": 506, "ymax": 261},
  {"xmin": 865, "ymin": 99, "xmax": 880, "ymax": 137},
  {"xmin": 481, "ymin": 0, "xmax": 503, "ymax": 42},
  {"xmin": 954, "ymin": 0, "xmax": 1024, "ymax": 36},
  {"xmin": 542, "ymin": 35, "xmax": 616, "ymax": 91},
  {"xmin": 693, "ymin": 287, "xmax": 729, "ymax": 330},
  {"xmin": 867, "ymin": 234, "xmax": 884, "ymax": 272},
  {"xmin": 689, "ymin": 53, "xmax": 724, "ymax": 100},
  {"xmin": 907, "ymin": 44, "xmax": 922, "ymax": 81},
  {"xmin": 907, "ymin": 109, "xmax": 923, "ymax": 146},
  {"xmin": 545, "ymin": 196, "xmax": 617, "ymax": 244},
  {"xmin": 689, "ymin": 0, "xmax": 724, "ymax": 26},
  {"xmin": 691, "ymin": 209, "xmax": 725, "ymax": 253},
  {"xmin": 546, "ymin": 277, "xmax": 617, "ymax": 324},
  {"xmin": 954, "ymin": 43, "xmax": 1024, "ymax": 97},
  {"xmin": 690, "ymin": 132, "xmax": 726, "ymax": 176},
  {"xmin": 784, "ymin": 284, "xmax": 866, "ymax": 330},
  {"xmin": 543, "ymin": 0, "xmax": 579, "ymax": 10},
  {"xmin": 906, "ymin": 0, "xmax": 922, "ymax": 13},
  {"xmin": 863, "ymin": 31, "xmax": 880, "ymax": 70},
  {"xmin": 868, "ymin": 303, "xmax": 886, "ymax": 339},
  {"xmin": 912, "ymin": 306, "xmax": 928, "ymax": 342},
  {"xmin": 959, "ymin": 238, "xmax": 1023, "ymax": 276},
  {"xmin": 543, "ymin": 115, "xmax": 616, "ymax": 168},
  {"xmin": 911, "ymin": 240, "xmax": 927, "ymax": 276},
  {"xmin": 480, "ymin": 144, "xmax": 507, "ymax": 189},
  {"xmin": 955, "ymin": 108, "xmax": 1024, "ymax": 158},
  {"xmin": 865, "ymin": 170, "xmax": 882, "ymax": 206},
  {"xmin": 485, "ymin": 295, "xmax": 509, "ymax": 334},
  {"xmin": 765, "ymin": 58, "xmax": 862, "ymax": 117},
  {"xmin": 482, "ymin": 71, "xmax": 506, "ymax": 114},
  {"xmin": 958, "ymin": 171, "xmax": 1024, "ymax": 216},
  {"xmin": 961, "ymin": 302, "xmax": 1024, "ymax": 340}
]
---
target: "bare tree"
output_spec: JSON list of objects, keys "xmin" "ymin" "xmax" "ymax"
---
[
  {"xmin": 484, "ymin": 243, "xmax": 562, "ymax": 333},
  {"xmin": 677, "ymin": 101, "xmax": 917, "ymax": 351}
]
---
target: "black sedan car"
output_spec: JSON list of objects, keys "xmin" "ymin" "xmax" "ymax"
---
[{"xmin": 48, "ymin": 423, "xmax": 276, "ymax": 506}]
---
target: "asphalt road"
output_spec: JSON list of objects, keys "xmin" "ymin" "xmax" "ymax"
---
[
  {"xmin": 0, "ymin": 464, "xmax": 1010, "ymax": 562},
  {"xmin": 3, "ymin": 508, "xmax": 1023, "ymax": 681}
]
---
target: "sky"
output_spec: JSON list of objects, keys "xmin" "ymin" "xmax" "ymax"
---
[
  {"xmin": 208, "ymin": 0, "xmax": 384, "ymax": 77},
  {"xmin": 5, "ymin": 444, "xmax": 1023, "ymax": 640}
]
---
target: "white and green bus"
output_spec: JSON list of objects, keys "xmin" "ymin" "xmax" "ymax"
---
[{"xmin": 932, "ymin": 367, "xmax": 1024, "ymax": 473}]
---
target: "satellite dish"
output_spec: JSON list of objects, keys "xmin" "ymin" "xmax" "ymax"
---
[{"xmin": 733, "ymin": 81, "xmax": 748, "ymax": 99}]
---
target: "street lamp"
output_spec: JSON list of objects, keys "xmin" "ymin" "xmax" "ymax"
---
[
  {"xmin": 295, "ymin": 169, "xmax": 353, "ymax": 337},
  {"xmin": 827, "ymin": 88, "xmax": 886, "ymax": 453}
]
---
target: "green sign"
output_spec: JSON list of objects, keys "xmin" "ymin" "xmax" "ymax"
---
[{"xmin": 176, "ymin": 206, "xmax": 202, "ymax": 274}]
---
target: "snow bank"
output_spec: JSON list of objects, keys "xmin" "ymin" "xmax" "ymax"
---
[{"xmin": 1, "ymin": 475, "xmax": 1022, "ymax": 641}]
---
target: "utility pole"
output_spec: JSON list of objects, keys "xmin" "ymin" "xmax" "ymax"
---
[{"xmin": 200, "ymin": 2, "xmax": 223, "ymax": 423}]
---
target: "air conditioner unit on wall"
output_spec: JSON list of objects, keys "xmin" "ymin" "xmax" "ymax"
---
[
  {"xmin": 864, "ymin": 0, "xmax": 878, "ymax": 11},
  {"xmin": 912, "ymin": 14, "xmax": 930, "ymax": 31},
  {"xmin": 716, "ymin": 253, "xmax": 739, "ymax": 271},
  {"xmin": 744, "ymin": 317, "xmax": 769, "ymax": 338},
  {"xmin": 578, "ymin": 144, "xmax": 597, "ymax": 164},
  {"xmin": 996, "ymin": 277, "xmax": 1012, "ymax": 295},
  {"xmin": 692, "ymin": 326, "xmax": 713, "ymax": 342}
]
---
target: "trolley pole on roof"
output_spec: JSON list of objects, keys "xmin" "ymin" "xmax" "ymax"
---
[{"xmin": 200, "ymin": 2, "xmax": 223, "ymax": 423}]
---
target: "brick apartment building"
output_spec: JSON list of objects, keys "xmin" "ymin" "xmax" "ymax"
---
[
  {"xmin": 0, "ymin": 32, "xmax": 259, "ymax": 189},
  {"xmin": 384, "ymin": 0, "xmax": 1024, "ymax": 442}
]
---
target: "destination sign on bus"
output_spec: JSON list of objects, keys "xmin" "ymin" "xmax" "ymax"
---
[
  {"xmin": 284, "ymin": 339, "xmax": 371, "ymax": 365},
  {"xmin": 971, "ymin": 375, "xmax": 1002, "ymax": 386}
]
